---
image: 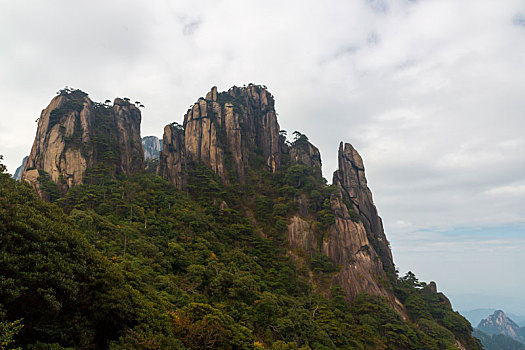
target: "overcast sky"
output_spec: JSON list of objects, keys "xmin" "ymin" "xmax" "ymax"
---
[{"xmin": 1, "ymin": 0, "xmax": 524, "ymax": 315}]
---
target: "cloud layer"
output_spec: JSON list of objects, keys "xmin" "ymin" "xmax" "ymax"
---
[{"xmin": 1, "ymin": 0, "xmax": 524, "ymax": 311}]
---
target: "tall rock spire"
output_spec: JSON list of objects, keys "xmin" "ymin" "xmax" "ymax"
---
[
  {"xmin": 21, "ymin": 89, "xmax": 144, "ymax": 198},
  {"xmin": 159, "ymin": 123, "xmax": 185, "ymax": 189},
  {"xmin": 333, "ymin": 142, "xmax": 394, "ymax": 272},
  {"xmin": 160, "ymin": 85, "xmax": 281, "ymax": 185}
]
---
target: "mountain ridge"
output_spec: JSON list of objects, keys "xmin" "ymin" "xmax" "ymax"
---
[{"xmin": 6, "ymin": 84, "xmax": 482, "ymax": 349}]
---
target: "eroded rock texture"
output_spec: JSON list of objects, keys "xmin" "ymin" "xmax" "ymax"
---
[
  {"xmin": 159, "ymin": 123, "xmax": 185, "ymax": 189},
  {"xmin": 288, "ymin": 139, "xmax": 322, "ymax": 176},
  {"xmin": 160, "ymin": 85, "xmax": 281, "ymax": 185},
  {"xmin": 286, "ymin": 142, "xmax": 399, "ymax": 305},
  {"xmin": 21, "ymin": 90, "xmax": 143, "ymax": 197},
  {"xmin": 113, "ymin": 98, "xmax": 144, "ymax": 175},
  {"xmin": 325, "ymin": 142, "xmax": 397, "ymax": 301},
  {"xmin": 333, "ymin": 142, "xmax": 394, "ymax": 273}
]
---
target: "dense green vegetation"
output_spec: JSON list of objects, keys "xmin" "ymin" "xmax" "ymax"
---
[
  {"xmin": 0, "ymin": 151, "xmax": 481, "ymax": 349},
  {"xmin": 473, "ymin": 329, "xmax": 525, "ymax": 350}
]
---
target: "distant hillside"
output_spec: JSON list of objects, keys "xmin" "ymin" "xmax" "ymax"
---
[{"xmin": 473, "ymin": 329, "xmax": 525, "ymax": 350}]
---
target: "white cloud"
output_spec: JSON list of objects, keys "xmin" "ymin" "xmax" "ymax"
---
[{"xmin": 484, "ymin": 183, "xmax": 525, "ymax": 196}]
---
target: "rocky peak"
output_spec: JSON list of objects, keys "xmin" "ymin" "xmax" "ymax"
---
[
  {"xmin": 159, "ymin": 123, "xmax": 185, "ymax": 189},
  {"xmin": 142, "ymin": 136, "xmax": 163, "ymax": 160},
  {"xmin": 21, "ymin": 89, "xmax": 144, "ymax": 198},
  {"xmin": 112, "ymin": 98, "xmax": 143, "ymax": 176},
  {"xmin": 333, "ymin": 142, "xmax": 394, "ymax": 273},
  {"xmin": 161, "ymin": 85, "xmax": 281, "ymax": 185},
  {"xmin": 318, "ymin": 142, "xmax": 398, "ymax": 303},
  {"xmin": 478, "ymin": 310, "xmax": 525, "ymax": 343},
  {"xmin": 286, "ymin": 141, "xmax": 401, "ymax": 308},
  {"xmin": 13, "ymin": 156, "xmax": 28, "ymax": 181}
]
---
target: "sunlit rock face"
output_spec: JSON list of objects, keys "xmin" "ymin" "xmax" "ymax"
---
[
  {"xmin": 22, "ymin": 90, "xmax": 144, "ymax": 198},
  {"xmin": 333, "ymin": 142, "xmax": 394, "ymax": 274},
  {"xmin": 160, "ymin": 85, "xmax": 281, "ymax": 185},
  {"xmin": 286, "ymin": 142, "xmax": 400, "ymax": 305}
]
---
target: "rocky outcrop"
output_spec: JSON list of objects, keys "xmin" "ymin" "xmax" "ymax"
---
[
  {"xmin": 21, "ymin": 89, "xmax": 144, "ymax": 197},
  {"xmin": 285, "ymin": 142, "xmax": 399, "ymax": 305},
  {"xmin": 13, "ymin": 156, "xmax": 28, "ymax": 181},
  {"xmin": 333, "ymin": 142, "xmax": 394, "ymax": 273},
  {"xmin": 323, "ymin": 190, "xmax": 395, "ymax": 301},
  {"xmin": 288, "ymin": 138, "xmax": 322, "ymax": 176},
  {"xmin": 22, "ymin": 92, "xmax": 94, "ymax": 194},
  {"xmin": 142, "ymin": 136, "xmax": 163, "ymax": 160},
  {"xmin": 159, "ymin": 123, "xmax": 185, "ymax": 189},
  {"xmin": 160, "ymin": 85, "xmax": 281, "ymax": 185},
  {"xmin": 113, "ymin": 98, "xmax": 144, "ymax": 176},
  {"xmin": 161, "ymin": 86, "xmax": 397, "ymax": 304}
]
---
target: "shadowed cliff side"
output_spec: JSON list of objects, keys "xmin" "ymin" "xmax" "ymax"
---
[
  {"xmin": 159, "ymin": 123, "xmax": 185, "ymax": 189},
  {"xmin": 286, "ymin": 141, "xmax": 400, "ymax": 307},
  {"xmin": 333, "ymin": 142, "xmax": 395, "ymax": 273}
]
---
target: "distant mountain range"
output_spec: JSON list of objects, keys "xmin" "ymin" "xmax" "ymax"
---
[{"xmin": 461, "ymin": 308, "xmax": 525, "ymax": 328}]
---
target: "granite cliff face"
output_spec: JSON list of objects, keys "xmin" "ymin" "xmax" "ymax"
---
[
  {"xmin": 112, "ymin": 98, "xmax": 144, "ymax": 176},
  {"xmin": 160, "ymin": 85, "xmax": 281, "ymax": 186},
  {"xmin": 21, "ymin": 89, "xmax": 144, "ymax": 197},
  {"xmin": 15, "ymin": 84, "xmax": 482, "ymax": 348},
  {"xmin": 286, "ymin": 142, "xmax": 398, "ymax": 304},
  {"xmin": 23, "ymin": 85, "xmax": 396, "ymax": 305},
  {"xmin": 333, "ymin": 142, "xmax": 395, "ymax": 273},
  {"xmin": 13, "ymin": 156, "xmax": 28, "ymax": 181},
  {"xmin": 159, "ymin": 85, "xmax": 398, "ymax": 305},
  {"xmin": 159, "ymin": 123, "xmax": 185, "ymax": 189}
]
